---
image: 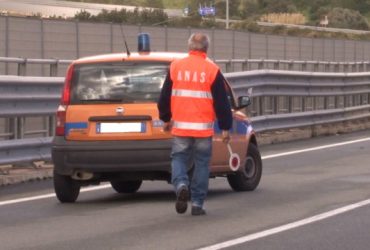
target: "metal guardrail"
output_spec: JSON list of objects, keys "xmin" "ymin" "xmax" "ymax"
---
[
  {"xmin": 0, "ymin": 70, "xmax": 370, "ymax": 168},
  {"xmin": 0, "ymin": 57, "xmax": 72, "ymax": 76},
  {"xmin": 217, "ymin": 59, "xmax": 370, "ymax": 73},
  {"xmin": 1, "ymin": 57, "xmax": 370, "ymax": 76},
  {"xmin": 0, "ymin": 75, "xmax": 64, "ymax": 117},
  {"xmin": 251, "ymin": 105, "xmax": 370, "ymax": 132},
  {"xmin": 227, "ymin": 70, "xmax": 370, "ymax": 115},
  {"xmin": 0, "ymin": 137, "xmax": 52, "ymax": 166},
  {"xmin": 0, "ymin": 75, "xmax": 64, "ymax": 144}
]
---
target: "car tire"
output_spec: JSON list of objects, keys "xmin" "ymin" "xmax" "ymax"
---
[
  {"xmin": 110, "ymin": 180, "xmax": 142, "ymax": 194},
  {"xmin": 53, "ymin": 171, "xmax": 80, "ymax": 203},
  {"xmin": 227, "ymin": 143, "xmax": 262, "ymax": 191}
]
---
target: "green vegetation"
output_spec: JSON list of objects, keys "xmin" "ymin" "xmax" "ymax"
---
[
  {"xmin": 68, "ymin": 0, "xmax": 370, "ymax": 27},
  {"xmin": 67, "ymin": 0, "xmax": 370, "ymax": 40},
  {"xmin": 326, "ymin": 7, "xmax": 369, "ymax": 30},
  {"xmin": 74, "ymin": 8, "xmax": 167, "ymax": 25},
  {"xmin": 65, "ymin": 0, "xmax": 164, "ymax": 8}
]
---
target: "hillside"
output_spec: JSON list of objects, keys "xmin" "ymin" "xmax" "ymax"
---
[
  {"xmin": 65, "ymin": 0, "xmax": 185, "ymax": 9},
  {"xmin": 66, "ymin": 0, "xmax": 370, "ymax": 40},
  {"xmin": 66, "ymin": 0, "xmax": 370, "ymax": 29}
]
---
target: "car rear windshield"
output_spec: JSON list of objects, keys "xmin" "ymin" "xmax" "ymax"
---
[{"xmin": 70, "ymin": 61, "xmax": 169, "ymax": 104}]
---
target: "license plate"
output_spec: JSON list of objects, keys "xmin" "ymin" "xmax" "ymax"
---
[{"xmin": 96, "ymin": 122, "xmax": 145, "ymax": 133}]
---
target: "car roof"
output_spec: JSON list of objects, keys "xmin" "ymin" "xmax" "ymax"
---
[{"xmin": 73, "ymin": 52, "xmax": 188, "ymax": 65}]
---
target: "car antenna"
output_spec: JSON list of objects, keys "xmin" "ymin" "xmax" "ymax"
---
[{"xmin": 120, "ymin": 24, "xmax": 131, "ymax": 57}]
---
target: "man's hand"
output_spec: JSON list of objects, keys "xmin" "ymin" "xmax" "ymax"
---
[
  {"xmin": 222, "ymin": 130, "xmax": 230, "ymax": 144},
  {"xmin": 163, "ymin": 121, "xmax": 172, "ymax": 132}
]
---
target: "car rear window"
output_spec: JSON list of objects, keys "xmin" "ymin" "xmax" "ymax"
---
[{"xmin": 70, "ymin": 61, "xmax": 169, "ymax": 104}]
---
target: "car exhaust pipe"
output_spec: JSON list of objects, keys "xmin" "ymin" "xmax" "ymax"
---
[{"xmin": 72, "ymin": 171, "xmax": 94, "ymax": 180}]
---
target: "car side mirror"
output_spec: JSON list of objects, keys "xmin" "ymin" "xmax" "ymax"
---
[{"xmin": 236, "ymin": 96, "xmax": 251, "ymax": 110}]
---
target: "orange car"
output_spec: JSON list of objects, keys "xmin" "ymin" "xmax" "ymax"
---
[{"xmin": 52, "ymin": 35, "xmax": 262, "ymax": 203}]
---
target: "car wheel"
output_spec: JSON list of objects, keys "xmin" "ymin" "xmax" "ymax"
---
[
  {"xmin": 53, "ymin": 171, "xmax": 80, "ymax": 203},
  {"xmin": 227, "ymin": 143, "xmax": 262, "ymax": 191},
  {"xmin": 110, "ymin": 180, "xmax": 142, "ymax": 194}
]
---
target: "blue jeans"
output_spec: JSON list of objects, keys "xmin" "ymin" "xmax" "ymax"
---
[{"xmin": 171, "ymin": 136, "xmax": 212, "ymax": 208}]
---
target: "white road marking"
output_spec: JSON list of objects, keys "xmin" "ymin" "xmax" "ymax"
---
[
  {"xmin": 197, "ymin": 136, "xmax": 370, "ymax": 250},
  {"xmin": 261, "ymin": 137, "xmax": 370, "ymax": 160},
  {"xmin": 197, "ymin": 198, "xmax": 370, "ymax": 250},
  {"xmin": 1, "ymin": 136, "xmax": 370, "ymax": 208},
  {"xmin": 0, "ymin": 184, "xmax": 111, "ymax": 207}
]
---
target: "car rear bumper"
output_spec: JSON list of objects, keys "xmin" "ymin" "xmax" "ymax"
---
[{"xmin": 52, "ymin": 136, "xmax": 172, "ymax": 175}]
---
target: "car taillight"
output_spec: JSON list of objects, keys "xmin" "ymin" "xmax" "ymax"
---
[
  {"xmin": 56, "ymin": 105, "xmax": 66, "ymax": 136},
  {"xmin": 56, "ymin": 64, "xmax": 74, "ymax": 136},
  {"xmin": 61, "ymin": 64, "xmax": 74, "ymax": 105}
]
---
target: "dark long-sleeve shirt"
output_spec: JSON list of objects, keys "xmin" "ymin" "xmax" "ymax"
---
[{"xmin": 157, "ymin": 70, "xmax": 232, "ymax": 130}]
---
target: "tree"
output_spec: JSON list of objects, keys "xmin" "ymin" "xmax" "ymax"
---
[
  {"xmin": 258, "ymin": 0, "xmax": 297, "ymax": 13},
  {"xmin": 74, "ymin": 7, "xmax": 168, "ymax": 25},
  {"xmin": 308, "ymin": 0, "xmax": 331, "ymax": 21},
  {"xmin": 238, "ymin": 0, "xmax": 259, "ymax": 19},
  {"xmin": 332, "ymin": 0, "xmax": 370, "ymax": 14},
  {"xmin": 327, "ymin": 7, "xmax": 369, "ymax": 30},
  {"xmin": 139, "ymin": 8, "xmax": 168, "ymax": 25},
  {"xmin": 74, "ymin": 9, "xmax": 92, "ymax": 21}
]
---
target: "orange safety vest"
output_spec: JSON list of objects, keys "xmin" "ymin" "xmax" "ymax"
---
[{"xmin": 170, "ymin": 50, "xmax": 219, "ymax": 137}]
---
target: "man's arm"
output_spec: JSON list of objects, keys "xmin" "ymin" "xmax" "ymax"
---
[
  {"xmin": 157, "ymin": 71, "xmax": 173, "ymax": 130},
  {"xmin": 211, "ymin": 71, "xmax": 233, "ymax": 143}
]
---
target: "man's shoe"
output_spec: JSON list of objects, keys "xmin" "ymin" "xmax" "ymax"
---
[
  {"xmin": 191, "ymin": 205, "xmax": 206, "ymax": 216},
  {"xmin": 175, "ymin": 185, "xmax": 189, "ymax": 214}
]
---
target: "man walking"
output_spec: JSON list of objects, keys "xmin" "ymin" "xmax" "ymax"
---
[{"xmin": 158, "ymin": 33, "xmax": 232, "ymax": 215}]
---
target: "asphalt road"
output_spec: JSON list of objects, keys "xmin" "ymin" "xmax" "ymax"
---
[
  {"xmin": 0, "ymin": 0, "xmax": 182, "ymax": 17},
  {"xmin": 1, "ymin": 130, "xmax": 370, "ymax": 250}
]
